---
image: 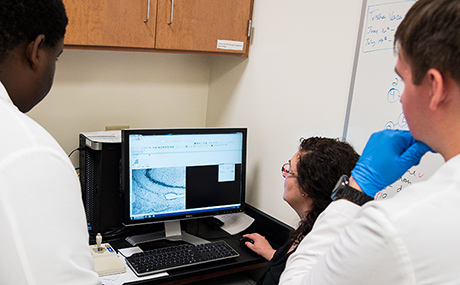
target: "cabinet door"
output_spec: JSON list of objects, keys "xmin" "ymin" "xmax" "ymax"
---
[
  {"xmin": 155, "ymin": 0, "xmax": 253, "ymax": 55},
  {"xmin": 64, "ymin": 0, "xmax": 157, "ymax": 48}
]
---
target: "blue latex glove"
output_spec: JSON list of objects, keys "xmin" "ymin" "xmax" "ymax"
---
[{"xmin": 351, "ymin": 130, "xmax": 432, "ymax": 197}]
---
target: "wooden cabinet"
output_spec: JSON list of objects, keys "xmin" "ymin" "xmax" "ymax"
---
[
  {"xmin": 63, "ymin": 0, "xmax": 253, "ymax": 56},
  {"xmin": 155, "ymin": 0, "xmax": 253, "ymax": 56},
  {"xmin": 64, "ymin": 0, "xmax": 156, "ymax": 49}
]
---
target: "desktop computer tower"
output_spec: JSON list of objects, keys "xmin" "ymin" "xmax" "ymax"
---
[{"xmin": 79, "ymin": 131, "xmax": 123, "ymax": 234}]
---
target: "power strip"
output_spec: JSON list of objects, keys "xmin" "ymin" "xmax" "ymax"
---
[{"xmin": 90, "ymin": 243, "xmax": 126, "ymax": 277}]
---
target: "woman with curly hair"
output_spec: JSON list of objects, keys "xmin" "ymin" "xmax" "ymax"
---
[{"xmin": 242, "ymin": 137, "xmax": 359, "ymax": 285}]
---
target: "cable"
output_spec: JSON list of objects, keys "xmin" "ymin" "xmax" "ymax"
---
[
  {"xmin": 88, "ymin": 225, "xmax": 134, "ymax": 244},
  {"xmin": 68, "ymin": 147, "xmax": 84, "ymax": 158}
]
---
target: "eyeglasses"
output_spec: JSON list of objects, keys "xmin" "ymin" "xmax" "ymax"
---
[{"xmin": 281, "ymin": 162, "xmax": 297, "ymax": 178}]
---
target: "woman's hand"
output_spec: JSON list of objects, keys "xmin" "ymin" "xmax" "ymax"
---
[{"xmin": 242, "ymin": 233, "xmax": 276, "ymax": 261}]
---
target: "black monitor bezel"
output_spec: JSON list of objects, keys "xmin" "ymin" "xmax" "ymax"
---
[{"xmin": 121, "ymin": 127, "xmax": 247, "ymax": 226}]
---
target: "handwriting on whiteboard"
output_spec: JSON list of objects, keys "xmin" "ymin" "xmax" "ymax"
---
[
  {"xmin": 375, "ymin": 169, "xmax": 426, "ymax": 200},
  {"xmin": 385, "ymin": 76, "xmax": 407, "ymax": 130},
  {"xmin": 363, "ymin": 0, "xmax": 416, "ymax": 53}
]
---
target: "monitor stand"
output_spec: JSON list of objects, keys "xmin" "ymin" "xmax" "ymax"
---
[{"xmin": 125, "ymin": 220, "xmax": 209, "ymax": 246}]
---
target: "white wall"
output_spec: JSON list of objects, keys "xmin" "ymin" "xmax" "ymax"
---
[
  {"xmin": 206, "ymin": 0, "xmax": 363, "ymax": 226},
  {"xmin": 28, "ymin": 50, "xmax": 211, "ymax": 166}
]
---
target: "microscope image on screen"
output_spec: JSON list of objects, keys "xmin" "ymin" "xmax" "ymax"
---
[{"xmin": 132, "ymin": 167, "xmax": 186, "ymax": 216}]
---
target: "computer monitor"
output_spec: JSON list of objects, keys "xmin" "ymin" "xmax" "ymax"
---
[{"xmin": 121, "ymin": 128, "xmax": 247, "ymax": 245}]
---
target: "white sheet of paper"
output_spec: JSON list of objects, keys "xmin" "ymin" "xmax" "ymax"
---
[{"xmin": 214, "ymin": 212, "xmax": 255, "ymax": 235}]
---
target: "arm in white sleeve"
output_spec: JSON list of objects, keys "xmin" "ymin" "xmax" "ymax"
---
[
  {"xmin": 0, "ymin": 147, "xmax": 101, "ymax": 285},
  {"xmin": 279, "ymin": 200, "xmax": 360, "ymax": 285},
  {"xmin": 281, "ymin": 201, "xmax": 414, "ymax": 285}
]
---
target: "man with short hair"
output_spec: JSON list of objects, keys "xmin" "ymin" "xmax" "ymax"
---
[
  {"xmin": 0, "ymin": 1, "xmax": 100, "ymax": 283},
  {"xmin": 280, "ymin": 0, "xmax": 460, "ymax": 283}
]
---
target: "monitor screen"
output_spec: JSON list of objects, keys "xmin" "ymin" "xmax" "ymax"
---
[{"xmin": 121, "ymin": 128, "xmax": 247, "ymax": 227}]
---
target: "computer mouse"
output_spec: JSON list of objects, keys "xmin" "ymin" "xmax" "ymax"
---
[{"xmin": 239, "ymin": 237, "xmax": 254, "ymax": 245}]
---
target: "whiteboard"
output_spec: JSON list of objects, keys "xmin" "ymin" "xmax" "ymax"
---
[{"xmin": 343, "ymin": 0, "xmax": 444, "ymax": 199}]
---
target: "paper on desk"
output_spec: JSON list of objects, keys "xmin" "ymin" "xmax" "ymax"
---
[
  {"xmin": 100, "ymin": 252, "xmax": 168, "ymax": 285},
  {"xmin": 118, "ymin": 247, "xmax": 143, "ymax": 258},
  {"xmin": 214, "ymin": 212, "xmax": 255, "ymax": 235}
]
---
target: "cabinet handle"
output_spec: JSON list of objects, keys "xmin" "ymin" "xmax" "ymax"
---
[
  {"xmin": 167, "ymin": 0, "xmax": 174, "ymax": 25},
  {"xmin": 144, "ymin": 0, "xmax": 151, "ymax": 23}
]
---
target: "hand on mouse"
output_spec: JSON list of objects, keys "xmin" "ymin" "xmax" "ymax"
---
[{"xmin": 242, "ymin": 233, "xmax": 275, "ymax": 261}]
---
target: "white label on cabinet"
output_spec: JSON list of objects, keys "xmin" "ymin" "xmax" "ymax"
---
[{"xmin": 217, "ymin": 40, "xmax": 244, "ymax": 51}]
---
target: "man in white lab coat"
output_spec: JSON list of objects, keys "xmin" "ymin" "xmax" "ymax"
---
[
  {"xmin": 0, "ymin": 1, "xmax": 100, "ymax": 284},
  {"xmin": 280, "ymin": 0, "xmax": 460, "ymax": 283}
]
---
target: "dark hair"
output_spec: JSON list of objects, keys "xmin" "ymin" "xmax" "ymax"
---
[
  {"xmin": 395, "ymin": 0, "xmax": 460, "ymax": 85},
  {"xmin": 0, "ymin": 0, "xmax": 68, "ymax": 63},
  {"xmin": 289, "ymin": 137, "xmax": 359, "ymax": 246}
]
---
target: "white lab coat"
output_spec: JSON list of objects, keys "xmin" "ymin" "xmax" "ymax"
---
[
  {"xmin": 0, "ymin": 83, "xmax": 100, "ymax": 284},
  {"xmin": 281, "ymin": 154, "xmax": 460, "ymax": 284}
]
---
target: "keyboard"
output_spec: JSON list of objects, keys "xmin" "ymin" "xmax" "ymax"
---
[{"xmin": 126, "ymin": 240, "xmax": 240, "ymax": 276}]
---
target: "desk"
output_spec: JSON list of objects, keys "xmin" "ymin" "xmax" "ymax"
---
[{"xmin": 105, "ymin": 204, "xmax": 293, "ymax": 285}]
